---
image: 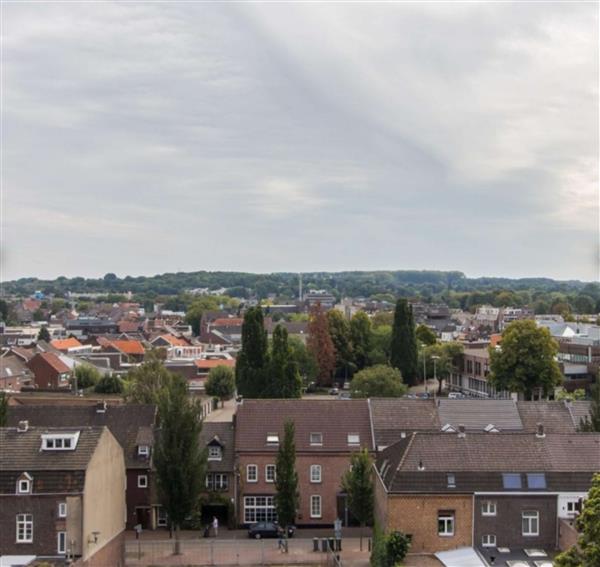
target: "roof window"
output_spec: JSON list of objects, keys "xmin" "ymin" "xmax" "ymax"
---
[
  {"xmin": 347, "ymin": 434, "xmax": 360, "ymax": 446},
  {"xmin": 526, "ymin": 473, "xmax": 546, "ymax": 489},
  {"xmin": 41, "ymin": 432, "xmax": 80, "ymax": 451},
  {"xmin": 502, "ymin": 473, "xmax": 522, "ymax": 490},
  {"xmin": 266, "ymin": 434, "xmax": 279, "ymax": 446}
]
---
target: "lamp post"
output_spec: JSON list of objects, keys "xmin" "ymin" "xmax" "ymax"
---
[
  {"xmin": 423, "ymin": 355, "xmax": 427, "ymax": 394},
  {"xmin": 431, "ymin": 355, "xmax": 440, "ymax": 398}
]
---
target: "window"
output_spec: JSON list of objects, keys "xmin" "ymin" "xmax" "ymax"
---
[
  {"xmin": 244, "ymin": 496, "xmax": 276, "ymax": 523},
  {"xmin": 57, "ymin": 531, "xmax": 67, "ymax": 554},
  {"xmin": 137, "ymin": 475, "xmax": 148, "ymax": 488},
  {"xmin": 437, "ymin": 511, "xmax": 454, "ymax": 536},
  {"xmin": 138, "ymin": 445, "xmax": 150, "ymax": 457},
  {"xmin": 208, "ymin": 446, "xmax": 222, "ymax": 461},
  {"xmin": 58, "ymin": 503, "xmax": 67, "ymax": 518},
  {"xmin": 206, "ymin": 473, "xmax": 228, "ymax": 491},
  {"xmin": 481, "ymin": 501, "xmax": 497, "ymax": 516},
  {"xmin": 527, "ymin": 473, "xmax": 546, "ymax": 489},
  {"xmin": 310, "ymin": 495, "xmax": 322, "ymax": 518},
  {"xmin": 157, "ymin": 507, "xmax": 168, "ymax": 527},
  {"xmin": 447, "ymin": 474, "xmax": 456, "ymax": 488},
  {"xmin": 265, "ymin": 465, "xmax": 276, "ymax": 483},
  {"xmin": 17, "ymin": 479, "xmax": 31, "ymax": 494},
  {"xmin": 566, "ymin": 501, "xmax": 579, "ymax": 516},
  {"xmin": 522, "ymin": 511, "xmax": 539, "ymax": 536},
  {"xmin": 16, "ymin": 514, "xmax": 33, "ymax": 543},
  {"xmin": 41, "ymin": 432, "xmax": 80, "ymax": 451},
  {"xmin": 481, "ymin": 534, "xmax": 496, "ymax": 547},
  {"xmin": 310, "ymin": 465, "xmax": 322, "ymax": 483},
  {"xmin": 247, "ymin": 464, "xmax": 258, "ymax": 483},
  {"xmin": 502, "ymin": 473, "xmax": 522, "ymax": 490},
  {"xmin": 266, "ymin": 434, "xmax": 279, "ymax": 446},
  {"xmin": 310, "ymin": 433, "xmax": 323, "ymax": 446},
  {"xmin": 347, "ymin": 434, "xmax": 360, "ymax": 446}
]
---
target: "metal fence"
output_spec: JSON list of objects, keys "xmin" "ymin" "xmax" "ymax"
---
[{"xmin": 125, "ymin": 537, "xmax": 346, "ymax": 566}]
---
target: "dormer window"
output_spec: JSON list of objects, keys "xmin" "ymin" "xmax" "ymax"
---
[
  {"xmin": 266, "ymin": 434, "xmax": 279, "ymax": 446},
  {"xmin": 41, "ymin": 432, "xmax": 80, "ymax": 451},
  {"xmin": 347, "ymin": 434, "xmax": 360, "ymax": 446},
  {"xmin": 138, "ymin": 445, "xmax": 150, "ymax": 457},
  {"xmin": 208, "ymin": 446, "xmax": 222, "ymax": 461},
  {"xmin": 441, "ymin": 424, "xmax": 456, "ymax": 433},
  {"xmin": 484, "ymin": 424, "xmax": 500, "ymax": 433},
  {"xmin": 17, "ymin": 473, "xmax": 33, "ymax": 494},
  {"xmin": 310, "ymin": 433, "xmax": 323, "ymax": 446}
]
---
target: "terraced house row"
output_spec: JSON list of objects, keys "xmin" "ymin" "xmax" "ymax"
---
[{"xmin": 1, "ymin": 397, "xmax": 598, "ymax": 564}]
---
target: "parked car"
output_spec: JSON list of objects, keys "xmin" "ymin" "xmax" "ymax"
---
[
  {"xmin": 448, "ymin": 392, "xmax": 466, "ymax": 399},
  {"xmin": 337, "ymin": 391, "xmax": 351, "ymax": 400},
  {"xmin": 248, "ymin": 522, "xmax": 295, "ymax": 539},
  {"xmin": 416, "ymin": 392, "xmax": 430, "ymax": 399},
  {"xmin": 329, "ymin": 387, "xmax": 339, "ymax": 395}
]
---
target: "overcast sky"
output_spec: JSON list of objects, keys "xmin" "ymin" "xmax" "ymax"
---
[{"xmin": 2, "ymin": 2, "xmax": 598, "ymax": 282}]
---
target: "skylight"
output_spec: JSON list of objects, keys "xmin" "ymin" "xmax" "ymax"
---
[
  {"xmin": 502, "ymin": 473, "xmax": 522, "ymax": 489},
  {"xmin": 526, "ymin": 473, "xmax": 546, "ymax": 489}
]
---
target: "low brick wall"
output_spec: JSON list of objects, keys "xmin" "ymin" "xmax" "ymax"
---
[
  {"xmin": 72, "ymin": 530, "xmax": 125, "ymax": 567},
  {"xmin": 558, "ymin": 518, "xmax": 579, "ymax": 551}
]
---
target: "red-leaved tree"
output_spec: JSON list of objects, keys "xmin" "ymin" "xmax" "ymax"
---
[{"xmin": 307, "ymin": 302, "xmax": 336, "ymax": 387}]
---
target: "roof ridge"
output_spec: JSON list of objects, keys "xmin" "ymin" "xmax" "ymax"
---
[{"xmin": 394, "ymin": 432, "xmax": 417, "ymax": 478}]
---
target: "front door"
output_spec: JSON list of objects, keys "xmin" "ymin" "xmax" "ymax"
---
[{"xmin": 136, "ymin": 507, "xmax": 151, "ymax": 529}]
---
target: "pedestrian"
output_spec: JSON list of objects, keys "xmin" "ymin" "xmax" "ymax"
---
[{"xmin": 212, "ymin": 516, "xmax": 219, "ymax": 538}]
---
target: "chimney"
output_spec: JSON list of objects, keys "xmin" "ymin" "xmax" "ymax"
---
[
  {"xmin": 17, "ymin": 420, "xmax": 29, "ymax": 433},
  {"xmin": 536, "ymin": 423, "xmax": 545, "ymax": 438},
  {"xmin": 96, "ymin": 401, "xmax": 107, "ymax": 413},
  {"xmin": 458, "ymin": 424, "xmax": 466, "ymax": 438},
  {"xmin": 418, "ymin": 460, "xmax": 425, "ymax": 471}
]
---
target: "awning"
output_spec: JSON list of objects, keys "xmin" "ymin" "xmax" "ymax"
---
[{"xmin": 435, "ymin": 547, "xmax": 487, "ymax": 567}]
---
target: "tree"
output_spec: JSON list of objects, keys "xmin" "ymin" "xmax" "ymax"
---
[
  {"xmin": 416, "ymin": 324, "xmax": 437, "ymax": 346},
  {"xmin": 554, "ymin": 473, "xmax": 600, "ymax": 567},
  {"xmin": 579, "ymin": 375, "xmax": 600, "ymax": 432},
  {"xmin": 288, "ymin": 337, "xmax": 319, "ymax": 385},
  {"xmin": 327, "ymin": 310, "xmax": 354, "ymax": 380},
  {"xmin": 489, "ymin": 320, "xmax": 563, "ymax": 399},
  {"xmin": 185, "ymin": 295, "xmax": 239, "ymax": 336},
  {"xmin": 126, "ymin": 354, "xmax": 176, "ymax": 404},
  {"xmin": 236, "ymin": 307, "xmax": 269, "ymax": 398},
  {"xmin": 351, "ymin": 311, "xmax": 372, "ymax": 371},
  {"xmin": 94, "ymin": 374, "xmax": 124, "ymax": 394},
  {"xmin": 37, "ymin": 326, "xmax": 51, "ymax": 342},
  {"xmin": 74, "ymin": 364, "xmax": 101, "ymax": 390},
  {"xmin": 268, "ymin": 325, "xmax": 302, "ymax": 398},
  {"xmin": 275, "ymin": 420, "xmax": 299, "ymax": 550},
  {"xmin": 574, "ymin": 294, "xmax": 595, "ymax": 315},
  {"xmin": 369, "ymin": 325, "xmax": 392, "ymax": 365},
  {"xmin": 204, "ymin": 365, "xmax": 235, "ymax": 407},
  {"xmin": 342, "ymin": 449, "xmax": 374, "ymax": 550},
  {"xmin": 350, "ymin": 365, "xmax": 407, "ymax": 398},
  {"xmin": 422, "ymin": 342, "xmax": 464, "ymax": 395},
  {"xmin": 390, "ymin": 299, "xmax": 418, "ymax": 386},
  {"xmin": 307, "ymin": 303, "xmax": 336, "ymax": 387},
  {"xmin": 154, "ymin": 375, "xmax": 206, "ymax": 554},
  {"xmin": 0, "ymin": 392, "xmax": 8, "ymax": 427},
  {"xmin": 386, "ymin": 531, "xmax": 411, "ymax": 565}
]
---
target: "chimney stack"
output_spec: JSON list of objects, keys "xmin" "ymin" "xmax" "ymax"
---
[
  {"xmin": 536, "ymin": 423, "xmax": 545, "ymax": 438},
  {"xmin": 458, "ymin": 424, "xmax": 466, "ymax": 438},
  {"xmin": 418, "ymin": 460, "xmax": 425, "ymax": 471},
  {"xmin": 17, "ymin": 420, "xmax": 29, "ymax": 433}
]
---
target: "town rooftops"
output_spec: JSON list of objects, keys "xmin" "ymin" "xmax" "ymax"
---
[
  {"xmin": 566, "ymin": 401, "xmax": 593, "ymax": 429},
  {"xmin": 437, "ymin": 399, "xmax": 523, "ymax": 431},
  {"xmin": 200, "ymin": 422, "xmax": 235, "ymax": 471},
  {"xmin": 235, "ymin": 399, "xmax": 374, "ymax": 452},
  {"xmin": 50, "ymin": 337, "xmax": 84, "ymax": 351},
  {"xmin": 28, "ymin": 352, "xmax": 70, "ymax": 374},
  {"xmin": 98, "ymin": 337, "xmax": 145, "ymax": 356},
  {"xmin": 516, "ymin": 401, "xmax": 576, "ymax": 434}
]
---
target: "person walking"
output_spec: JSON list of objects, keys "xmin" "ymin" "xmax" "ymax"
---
[{"xmin": 212, "ymin": 516, "xmax": 219, "ymax": 538}]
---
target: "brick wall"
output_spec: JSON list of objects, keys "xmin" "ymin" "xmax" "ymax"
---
[{"xmin": 385, "ymin": 494, "xmax": 472, "ymax": 552}]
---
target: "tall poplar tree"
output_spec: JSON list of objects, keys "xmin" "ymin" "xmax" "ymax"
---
[
  {"xmin": 275, "ymin": 420, "xmax": 299, "ymax": 549},
  {"xmin": 327, "ymin": 310, "xmax": 354, "ymax": 380},
  {"xmin": 307, "ymin": 303, "xmax": 336, "ymax": 387},
  {"xmin": 350, "ymin": 311, "xmax": 372, "ymax": 371},
  {"xmin": 269, "ymin": 325, "xmax": 302, "ymax": 398},
  {"xmin": 390, "ymin": 299, "xmax": 418, "ymax": 386},
  {"xmin": 236, "ymin": 306, "xmax": 269, "ymax": 397}
]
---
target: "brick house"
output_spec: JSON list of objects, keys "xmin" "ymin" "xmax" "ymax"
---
[
  {"xmin": 234, "ymin": 399, "xmax": 374, "ymax": 527},
  {"xmin": 0, "ymin": 423, "xmax": 126, "ymax": 565},
  {"xmin": 374, "ymin": 428, "xmax": 600, "ymax": 553},
  {"xmin": 26, "ymin": 352, "xmax": 72, "ymax": 390},
  {"xmin": 7, "ymin": 403, "xmax": 159, "ymax": 531},
  {"xmin": 0, "ymin": 354, "xmax": 34, "ymax": 392}
]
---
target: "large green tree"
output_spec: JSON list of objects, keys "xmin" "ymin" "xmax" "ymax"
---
[
  {"xmin": 350, "ymin": 365, "xmax": 407, "ymax": 398},
  {"xmin": 74, "ymin": 364, "xmax": 101, "ymax": 390},
  {"xmin": 126, "ymin": 354, "xmax": 176, "ymax": 404},
  {"xmin": 579, "ymin": 375, "xmax": 600, "ymax": 432},
  {"xmin": 204, "ymin": 365, "xmax": 236, "ymax": 407},
  {"xmin": 390, "ymin": 299, "xmax": 418, "ymax": 386},
  {"xmin": 489, "ymin": 320, "xmax": 562, "ymax": 399},
  {"xmin": 327, "ymin": 310, "xmax": 354, "ymax": 380},
  {"xmin": 554, "ymin": 473, "xmax": 600, "ymax": 567},
  {"xmin": 185, "ymin": 295, "xmax": 237, "ymax": 336},
  {"xmin": 154, "ymin": 375, "xmax": 206, "ymax": 554},
  {"xmin": 307, "ymin": 303, "xmax": 336, "ymax": 387},
  {"xmin": 342, "ymin": 449, "xmax": 374, "ymax": 550},
  {"xmin": 37, "ymin": 326, "xmax": 51, "ymax": 342},
  {"xmin": 288, "ymin": 337, "xmax": 319, "ymax": 385},
  {"xmin": 416, "ymin": 324, "xmax": 437, "ymax": 346},
  {"xmin": 268, "ymin": 325, "xmax": 302, "ymax": 398},
  {"xmin": 351, "ymin": 311, "xmax": 372, "ymax": 371},
  {"xmin": 422, "ymin": 342, "xmax": 464, "ymax": 395},
  {"xmin": 275, "ymin": 420, "xmax": 299, "ymax": 547},
  {"xmin": 236, "ymin": 306, "xmax": 269, "ymax": 398},
  {"xmin": 94, "ymin": 374, "xmax": 124, "ymax": 394}
]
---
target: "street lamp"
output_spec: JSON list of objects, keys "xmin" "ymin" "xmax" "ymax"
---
[
  {"xmin": 423, "ymin": 356, "xmax": 427, "ymax": 394},
  {"xmin": 431, "ymin": 355, "xmax": 440, "ymax": 398}
]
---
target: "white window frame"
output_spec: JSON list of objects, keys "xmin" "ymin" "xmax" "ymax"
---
[
  {"xmin": 437, "ymin": 511, "xmax": 455, "ymax": 537},
  {"xmin": 481, "ymin": 500, "xmax": 497, "ymax": 516},
  {"xmin": 310, "ymin": 432, "xmax": 323, "ymax": 446},
  {"xmin": 58, "ymin": 502, "xmax": 67, "ymax": 518},
  {"xmin": 522, "ymin": 511, "xmax": 539, "ymax": 536},
  {"xmin": 310, "ymin": 464, "xmax": 322, "ymax": 483},
  {"xmin": 138, "ymin": 445, "xmax": 150, "ymax": 457},
  {"xmin": 566, "ymin": 501, "xmax": 578, "ymax": 515},
  {"xmin": 244, "ymin": 496, "xmax": 276, "ymax": 523},
  {"xmin": 447, "ymin": 473, "xmax": 456, "ymax": 488},
  {"xmin": 16, "ymin": 514, "xmax": 33, "ymax": 543},
  {"xmin": 57, "ymin": 531, "xmax": 67, "ymax": 554},
  {"xmin": 137, "ymin": 475, "xmax": 148, "ymax": 488},
  {"xmin": 265, "ymin": 464, "xmax": 276, "ymax": 483},
  {"xmin": 347, "ymin": 433, "xmax": 360, "ymax": 446},
  {"xmin": 41, "ymin": 432, "xmax": 80, "ymax": 451},
  {"xmin": 208, "ymin": 446, "xmax": 222, "ymax": 461},
  {"xmin": 310, "ymin": 495, "xmax": 322, "ymax": 518},
  {"xmin": 481, "ymin": 534, "xmax": 496, "ymax": 547},
  {"xmin": 266, "ymin": 434, "xmax": 279, "ymax": 446},
  {"xmin": 247, "ymin": 464, "xmax": 258, "ymax": 483},
  {"xmin": 17, "ymin": 479, "xmax": 31, "ymax": 494}
]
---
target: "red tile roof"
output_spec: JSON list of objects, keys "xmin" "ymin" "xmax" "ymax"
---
[
  {"xmin": 99, "ymin": 338, "xmax": 145, "ymax": 356},
  {"xmin": 50, "ymin": 337, "xmax": 83, "ymax": 351},
  {"xmin": 212, "ymin": 318, "xmax": 243, "ymax": 327},
  {"xmin": 37, "ymin": 352, "xmax": 71, "ymax": 374},
  {"xmin": 194, "ymin": 359, "xmax": 236, "ymax": 370},
  {"xmin": 157, "ymin": 334, "xmax": 188, "ymax": 347}
]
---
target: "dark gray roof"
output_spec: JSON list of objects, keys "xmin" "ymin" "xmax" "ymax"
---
[
  {"xmin": 517, "ymin": 401, "xmax": 576, "ymax": 433},
  {"xmin": 437, "ymin": 399, "xmax": 523, "ymax": 431},
  {"xmin": 566, "ymin": 401, "xmax": 592, "ymax": 428},
  {"xmin": 200, "ymin": 422, "xmax": 235, "ymax": 472},
  {"xmin": 0, "ymin": 354, "xmax": 32, "ymax": 379},
  {"xmin": 7, "ymin": 404, "xmax": 157, "ymax": 469},
  {"xmin": 0, "ymin": 426, "xmax": 105, "ymax": 471}
]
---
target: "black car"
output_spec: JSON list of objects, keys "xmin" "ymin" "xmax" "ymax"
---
[{"xmin": 247, "ymin": 522, "xmax": 295, "ymax": 539}]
